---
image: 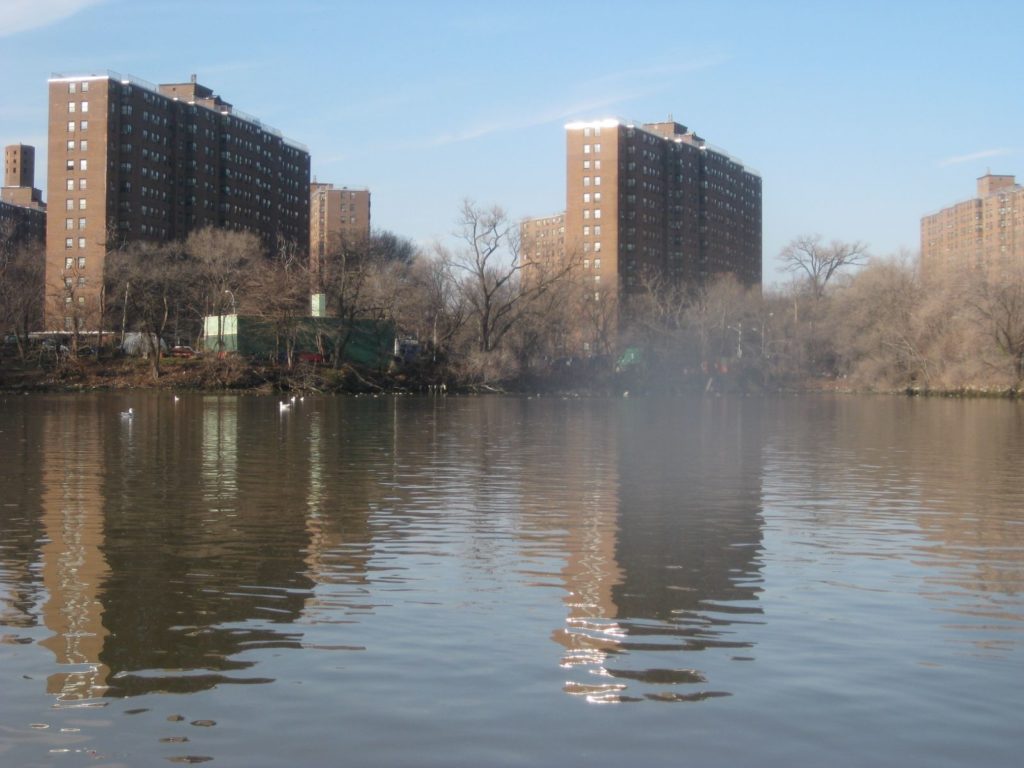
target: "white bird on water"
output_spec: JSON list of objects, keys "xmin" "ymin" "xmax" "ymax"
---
[
  {"xmin": 279, "ymin": 400, "xmax": 291, "ymax": 412},
  {"xmin": 121, "ymin": 407, "xmax": 134, "ymax": 418}
]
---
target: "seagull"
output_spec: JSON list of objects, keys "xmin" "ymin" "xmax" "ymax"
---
[
  {"xmin": 121, "ymin": 407, "xmax": 134, "ymax": 418},
  {"xmin": 279, "ymin": 400, "xmax": 291, "ymax": 412}
]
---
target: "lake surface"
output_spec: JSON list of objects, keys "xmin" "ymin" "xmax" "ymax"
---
[{"xmin": 0, "ymin": 392, "xmax": 1021, "ymax": 767}]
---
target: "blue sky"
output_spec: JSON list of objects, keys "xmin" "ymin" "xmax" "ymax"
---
[{"xmin": 2, "ymin": 0, "xmax": 1021, "ymax": 284}]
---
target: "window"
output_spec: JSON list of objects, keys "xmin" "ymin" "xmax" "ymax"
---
[
  {"xmin": 78, "ymin": 237, "xmax": 86, "ymax": 249},
  {"xmin": 81, "ymin": 82, "xmax": 89, "ymax": 92},
  {"xmin": 594, "ymin": 143, "xmax": 601, "ymax": 153},
  {"xmin": 68, "ymin": 102, "xmax": 76, "ymax": 113},
  {"xmin": 584, "ymin": 259, "xmax": 590, "ymax": 269},
  {"xmin": 78, "ymin": 257, "xmax": 86, "ymax": 269},
  {"xmin": 66, "ymin": 159, "xmax": 74, "ymax": 171},
  {"xmin": 594, "ymin": 209, "xmax": 602, "ymax": 219},
  {"xmin": 65, "ymin": 277, "xmax": 73, "ymax": 288},
  {"xmin": 594, "ymin": 176, "xmax": 601, "ymax": 186},
  {"xmin": 67, "ymin": 139, "xmax": 75, "ymax": 151},
  {"xmin": 81, "ymin": 101, "xmax": 89, "ymax": 113},
  {"xmin": 79, "ymin": 218, "xmax": 86, "ymax": 230},
  {"xmin": 594, "ymin": 160, "xmax": 601, "ymax": 170},
  {"xmin": 594, "ymin": 258, "xmax": 601, "ymax": 269},
  {"xmin": 67, "ymin": 121, "xmax": 75, "ymax": 132},
  {"xmin": 583, "ymin": 144, "xmax": 591, "ymax": 154},
  {"xmin": 594, "ymin": 192, "xmax": 602, "ymax": 202},
  {"xmin": 65, "ymin": 237, "xmax": 73, "ymax": 249},
  {"xmin": 79, "ymin": 179, "xmax": 87, "ymax": 190},
  {"xmin": 66, "ymin": 179, "xmax": 74, "ymax": 191},
  {"xmin": 79, "ymin": 199, "xmax": 87, "ymax": 210},
  {"xmin": 583, "ymin": 209, "xmax": 591, "ymax": 219},
  {"xmin": 80, "ymin": 159, "xmax": 88, "ymax": 171},
  {"xmin": 80, "ymin": 120, "xmax": 88, "ymax": 131},
  {"xmin": 65, "ymin": 218, "xmax": 73, "ymax": 230},
  {"xmin": 583, "ymin": 176, "xmax": 590, "ymax": 187},
  {"xmin": 80, "ymin": 140, "xmax": 88, "ymax": 151},
  {"xmin": 78, "ymin": 277, "xmax": 86, "ymax": 287},
  {"xmin": 583, "ymin": 160, "xmax": 591, "ymax": 169},
  {"xmin": 594, "ymin": 275, "xmax": 601, "ymax": 283},
  {"xmin": 68, "ymin": 83, "xmax": 76, "ymax": 94},
  {"xmin": 583, "ymin": 193, "xmax": 591, "ymax": 203},
  {"xmin": 594, "ymin": 242, "xmax": 602, "ymax": 252},
  {"xmin": 66, "ymin": 199, "xmax": 74, "ymax": 210},
  {"xmin": 594, "ymin": 226, "xmax": 601, "ymax": 235},
  {"xmin": 65, "ymin": 257, "xmax": 73, "ymax": 269},
  {"xmin": 583, "ymin": 226, "xmax": 590, "ymax": 236}
]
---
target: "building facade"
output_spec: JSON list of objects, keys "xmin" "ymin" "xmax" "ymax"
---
[
  {"xmin": 309, "ymin": 183, "xmax": 371, "ymax": 286},
  {"xmin": 44, "ymin": 72, "xmax": 311, "ymax": 331},
  {"xmin": 522, "ymin": 118, "xmax": 761, "ymax": 351},
  {"xmin": 921, "ymin": 173, "xmax": 1024, "ymax": 278},
  {"xmin": 1, "ymin": 143, "xmax": 46, "ymax": 249}
]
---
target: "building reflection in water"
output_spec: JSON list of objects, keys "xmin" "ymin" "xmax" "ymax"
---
[
  {"xmin": 37, "ymin": 399, "xmax": 112, "ymax": 704},
  {"xmin": 18, "ymin": 395, "xmax": 329, "ymax": 701},
  {"xmin": 536, "ymin": 398, "xmax": 766, "ymax": 703}
]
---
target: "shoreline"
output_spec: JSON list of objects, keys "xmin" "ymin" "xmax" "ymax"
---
[{"xmin": 1, "ymin": 358, "xmax": 1019, "ymax": 399}]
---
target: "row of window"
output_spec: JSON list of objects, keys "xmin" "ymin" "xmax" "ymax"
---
[
  {"xmin": 66, "ymin": 120, "xmax": 89, "ymax": 132},
  {"xmin": 67, "ymin": 82, "xmax": 91, "ymax": 94},
  {"xmin": 68, "ymin": 101, "xmax": 90, "ymax": 114}
]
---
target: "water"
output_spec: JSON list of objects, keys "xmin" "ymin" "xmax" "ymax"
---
[{"xmin": 0, "ymin": 392, "xmax": 1021, "ymax": 766}]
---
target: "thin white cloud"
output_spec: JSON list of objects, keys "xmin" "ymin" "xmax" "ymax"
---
[
  {"xmin": 418, "ymin": 55, "xmax": 729, "ymax": 149},
  {"xmin": 939, "ymin": 148, "xmax": 1014, "ymax": 167},
  {"xmin": 0, "ymin": 0, "xmax": 107, "ymax": 37}
]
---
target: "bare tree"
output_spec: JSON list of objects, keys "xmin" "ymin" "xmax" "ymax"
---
[
  {"xmin": 184, "ymin": 227, "xmax": 263, "ymax": 324},
  {"xmin": 780, "ymin": 234, "xmax": 868, "ymax": 299},
  {"xmin": 968, "ymin": 265, "xmax": 1024, "ymax": 383},
  {"xmin": 105, "ymin": 242, "xmax": 187, "ymax": 381},
  {"xmin": 442, "ymin": 200, "xmax": 575, "ymax": 358},
  {"xmin": 0, "ymin": 223, "xmax": 44, "ymax": 360}
]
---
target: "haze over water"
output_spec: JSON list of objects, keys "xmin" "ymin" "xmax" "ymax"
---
[{"xmin": 0, "ymin": 393, "xmax": 1021, "ymax": 766}]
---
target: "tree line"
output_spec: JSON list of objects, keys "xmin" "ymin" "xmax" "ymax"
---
[{"xmin": 2, "ymin": 208, "xmax": 1022, "ymax": 392}]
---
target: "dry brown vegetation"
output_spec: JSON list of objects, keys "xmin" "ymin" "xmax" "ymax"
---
[{"xmin": 2, "ymin": 215, "xmax": 1022, "ymax": 395}]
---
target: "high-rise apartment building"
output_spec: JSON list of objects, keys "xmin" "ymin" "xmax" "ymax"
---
[
  {"xmin": 2, "ymin": 143, "xmax": 46, "ymax": 251},
  {"xmin": 523, "ymin": 118, "xmax": 761, "ymax": 351},
  {"xmin": 309, "ymin": 182, "xmax": 371, "ymax": 284},
  {"xmin": 44, "ymin": 72, "xmax": 311, "ymax": 330},
  {"xmin": 920, "ymin": 173, "xmax": 1024, "ymax": 278}
]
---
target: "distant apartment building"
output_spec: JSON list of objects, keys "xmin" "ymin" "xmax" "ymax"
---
[
  {"xmin": 520, "ymin": 212, "xmax": 566, "ymax": 269},
  {"xmin": 1, "ymin": 143, "xmax": 46, "ymax": 248},
  {"xmin": 921, "ymin": 173, "xmax": 1024, "ymax": 278},
  {"xmin": 309, "ymin": 182, "xmax": 371, "ymax": 284},
  {"xmin": 44, "ymin": 72, "xmax": 311, "ymax": 331},
  {"xmin": 522, "ymin": 118, "xmax": 761, "ymax": 351}
]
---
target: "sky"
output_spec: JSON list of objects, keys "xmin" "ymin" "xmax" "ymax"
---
[{"xmin": 1, "ymin": 0, "xmax": 1022, "ymax": 285}]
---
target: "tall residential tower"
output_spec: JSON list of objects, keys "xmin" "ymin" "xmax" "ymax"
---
[
  {"xmin": 45, "ymin": 72, "xmax": 310, "ymax": 331},
  {"xmin": 523, "ymin": 118, "xmax": 761, "ymax": 351},
  {"xmin": 920, "ymin": 173, "xmax": 1024, "ymax": 278}
]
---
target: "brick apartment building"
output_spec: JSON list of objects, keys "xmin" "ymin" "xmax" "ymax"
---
[
  {"xmin": 522, "ymin": 118, "xmax": 761, "ymax": 351},
  {"xmin": 309, "ymin": 182, "xmax": 371, "ymax": 286},
  {"xmin": 44, "ymin": 72, "xmax": 310, "ymax": 331},
  {"xmin": 1, "ymin": 143, "xmax": 47, "ymax": 247},
  {"xmin": 921, "ymin": 173, "xmax": 1024, "ymax": 278}
]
